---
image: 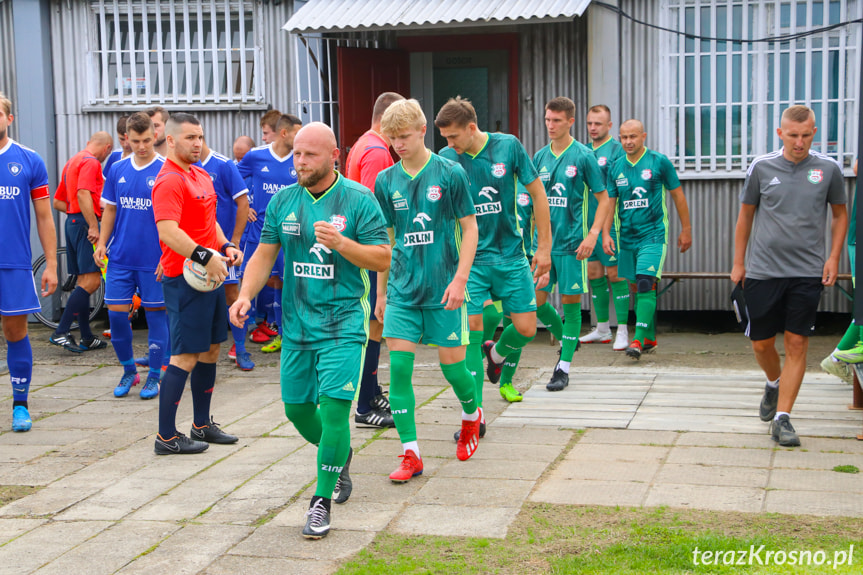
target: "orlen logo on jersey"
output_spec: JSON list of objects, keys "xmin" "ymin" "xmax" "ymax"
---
[
  {"xmin": 548, "ymin": 183, "xmax": 567, "ymax": 207},
  {"xmin": 330, "ymin": 215, "xmax": 347, "ymax": 232},
  {"xmin": 294, "ymin": 243, "xmax": 334, "ymax": 279},
  {"xmin": 565, "ymin": 165, "xmax": 577, "ymax": 177},
  {"xmin": 404, "ymin": 231, "xmax": 434, "ymax": 246},
  {"xmin": 8, "ymin": 162, "xmax": 22, "ymax": 176},
  {"xmin": 491, "ymin": 163, "xmax": 506, "ymax": 178},
  {"xmin": 517, "ymin": 192, "xmax": 530, "ymax": 206},
  {"xmin": 623, "ymin": 187, "xmax": 649, "ymax": 210},
  {"xmin": 413, "ymin": 213, "xmax": 432, "ymax": 229},
  {"xmin": 427, "ymin": 186, "xmax": 442, "ymax": 201},
  {"xmin": 475, "ymin": 186, "xmax": 501, "ymax": 216},
  {"xmin": 0, "ymin": 186, "xmax": 21, "ymax": 199}
]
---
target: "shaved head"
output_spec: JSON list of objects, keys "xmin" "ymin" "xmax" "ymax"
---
[
  {"xmin": 293, "ymin": 122, "xmax": 339, "ymax": 191},
  {"xmin": 620, "ymin": 119, "xmax": 644, "ymax": 134},
  {"xmin": 233, "ymin": 135, "xmax": 255, "ymax": 162},
  {"xmin": 619, "ymin": 119, "xmax": 647, "ymax": 158},
  {"xmin": 87, "ymin": 131, "xmax": 114, "ymax": 162},
  {"xmin": 294, "ymin": 122, "xmax": 338, "ymax": 150},
  {"xmin": 90, "ymin": 131, "xmax": 113, "ymax": 146}
]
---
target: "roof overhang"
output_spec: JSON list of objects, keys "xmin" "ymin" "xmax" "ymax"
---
[{"xmin": 283, "ymin": 0, "xmax": 593, "ymax": 34}]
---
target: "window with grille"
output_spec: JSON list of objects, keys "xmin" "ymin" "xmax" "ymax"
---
[
  {"xmin": 88, "ymin": 0, "xmax": 262, "ymax": 106},
  {"xmin": 660, "ymin": 0, "xmax": 861, "ymax": 175}
]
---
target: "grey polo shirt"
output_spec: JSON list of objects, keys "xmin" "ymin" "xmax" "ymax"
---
[{"xmin": 740, "ymin": 149, "xmax": 845, "ymax": 280}]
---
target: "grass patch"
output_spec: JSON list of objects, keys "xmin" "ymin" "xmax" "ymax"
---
[
  {"xmin": 832, "ymin": 465, "xmax": 859, "ymax": 474},
  {"xmin": 0, "ymin": 485, "xmax": 41, "ymax": 506},
  {"xmin": 336, "ymin": 505, "xmax": 863, "ymax": 574}
]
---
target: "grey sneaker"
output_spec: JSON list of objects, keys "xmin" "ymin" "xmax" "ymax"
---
[
  {"xmin": 546, "ymin": 367, "xmax": 569, "ymax": 392},
  {"xmin": 332, "ymin": 448, "xmax": 353, "ymax": 505},
  {"xmin": 820, "ymin": 355, "xmax": 854, "ymax": 384},
  {"xmin": 302, "ymin": 497, "xmax": 331, "ymax": 539},
  {"xmin": 769, "ymin": 414, "xmax": 801, "ymax": 447},
  {"xmin": 759, "ymin": 383, "xmax": 779, "ymax": 421}
]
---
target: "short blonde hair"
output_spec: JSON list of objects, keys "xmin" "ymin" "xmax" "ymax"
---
[
  {"xmin": 0, "ymin": 92, "xmax": 12, "ymax": 116},
  {"xmin": 381, "ymin": 99, "xmax": 426, "ymax": 136},
  {"xmin": 782, "ymin": 105, "xmax": 815, "ymax": 124}
]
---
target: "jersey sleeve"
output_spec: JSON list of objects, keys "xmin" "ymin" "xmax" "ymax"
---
[
  {"xmin": 827, "ymin": 163, "xmax": 847, "ymax": 205},
  {"xmin": 355, "ymin": 191, "xmax": 390, "ymax": 246},
  {"xmin": 372, "ymin": 172, "xmax": 394, "ymax": 227},
  {"xmin": 101, "ymin": 165, "xmax": 118, "ymax": 205},
  {"xmin": 152, "ymin": 172, "xmax": 185, "ymax": 223},
  {"xmin": 740, "ymin": 166, "xmax": 761, "ymax": 206},
  {"xmin": 27, "ymin": 152, "xmax": 50, "ymax": 200},
  {"xmin": 225, "ymin": 161, "xmax": 249, "ymax": 199},
  {"xmin": 78, "ymin": 157, "xmax": 105, "ymax": 193},
  {"xmin": 359, "ymin": 147, "xmax": 392, "ymax": 192},
  {"xmin": 659, "ymin": 154, "xmax": 682, "ymax": 190},
  {"xmin": 582, "ymin": 152, "xmax": 607, "ymax": 194},
  {"xmin": 449, "ymin": 164, "xmax": 476, "ymax": 219},
  {"xmin": 512, "ymin": 139, "xmax": 539, "ymax": 185}
]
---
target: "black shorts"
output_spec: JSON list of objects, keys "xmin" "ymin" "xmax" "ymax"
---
[
  {"xmin": 162, "ymin": 275, "xmax": 228, "ymax": 355},
  {"xmin": 743, "ymin": 277, "xmax": 823, "ymax": 341}
]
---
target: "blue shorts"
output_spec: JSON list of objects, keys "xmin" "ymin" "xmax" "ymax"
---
[
  {"xmin": 0, "ymin": 268, "xmax": 40, "ymax": 316},
  {"xmin": 224, "ymin": 264, "xmax": 240, "ymax": 286},
  {"xmin": 65, "ymin": 215, "xmax": 101, "ymax": 276},
  {"xmin": 242, "ymin": 240, "xmax": 283, "ymax": 278},
  {"xmin": 104, "ymin": 266, "xmax": 165, "ymax": 307},
  {"xmin": 162, "ymin": 275, "xmax": 228, "ymax": 355},
  {"xmin": 368, "ymin": 270, "xmax": 378, "ymax": 321}
]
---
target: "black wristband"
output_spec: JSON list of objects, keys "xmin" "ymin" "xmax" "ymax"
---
[
  {"xmin": 190, "ymin": 245, "xmax": 214, "ymax": 266},
  {"xmin": 221, "ymin": 242, "xmax": 237, "ymax": 255}
]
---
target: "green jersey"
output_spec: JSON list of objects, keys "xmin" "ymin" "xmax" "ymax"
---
[
  {"xmin": 850, "ymin": 182, "xmax": 857, "ymax": 247},
  {"xmin": 260, "ymin": 173, "xmax": 389, "ymax": 350},
  {"xmin": 374, "ymin": 152, "xmax": 476, "ymax": 309},
  {"xmin": 589, "ymin": 137, "xmax": 625, "ymax": 235},
  {"xmin": 439, "ymin": 132, "xmax": 539, "ymax": 265},
  {"xmin": 533, "ymin": 139, "xmax": 606, "ymax": 254},
  {"xmin": 516, "ymin": 182, "xmax": 535, "ymax": 257},
  {"xmin": 607, "ymin": 148, "xmax": 681, "ymax": 250}
]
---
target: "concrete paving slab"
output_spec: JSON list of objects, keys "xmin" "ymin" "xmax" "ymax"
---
[
  {"xmin": 435, "ymin": 458, "xmax": 549, "ymax": 481},
  {"xmin": 579, "ymin": 428, "xmax": 680, "ymax": 445},
  {"xmin": 469, "ymin": 442, "xmax": 563, "ymax": 462},
  {"xmin": 768, "ymin": 468, "xmax": 863, "ymax": 493},
  {"xmin": 273, "ymin": 491, "xmax": 401, "ymax": 533},
  {"xmin": 0, "ymin": 445, "xmax": 55, "ymax": 463},
  {"xmin": 654, "ymin": 464, "xmax": 770, "ymax": 488},
  {"xmin": 348, "ymin": 454, "xmax": 446, "ymax": 477},
  {"xmin": 666, "ymin": 446, "xmax": 774, "ymax": 468},
  {"xmin": 675, "ymin": 432, "xmax": 777, "ymax": 449},
  {"xmin": 0, "ymin": 429, "xmax": 82, "ymax": 446},
  {"xmin": 391, "ymin": 504, "xmax": 520, "ymax": 538},
  {"xmin": 203, "ymin": 556, "xmax": 338, "ymax": 575},
  {"xmin": 566, "ymin": 443, "xmax": 670, "ymax": 463},
  {"xmin": 530, "ymin": 478, "xmax": 649, "ymax": 506},
  {"xmin": 644, "ymin": 484, "xmax": 765, "ymax": 512},
  {"xmin": 555, "ymin": 459, "xmax": 660, "ymax": 483},
  {"xmin": 0, "ymin": 457, "xmax": 86, "ymax": 487},
  {"xmin": 764, "ymin": 489, "xmax": 863, "ymax": 517},
  {"xmin": 413, "ymin": 477, "xmax": 534, "ymax": 507},
  {"xmin": 0, "ymin": 519, "xmax": 46, "ymax": 544},
  {"xmin": 772, "ymin": 449, "xmax": 863, "ymax": 470},
  {"xmin": 228, "ymin": 524, "xmax": 375, "ymax": 560},
  {"xmin": 0, "ymin": 520, "xmax": 113, "ymax": 575}
]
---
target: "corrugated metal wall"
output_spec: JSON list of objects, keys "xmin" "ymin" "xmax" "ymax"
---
[
  {"xmin": 49, "ymin": 0, "xmax": 296, "ymax": 172},
  {"xmin": 618, "ymin": 0, "xmax": 660, "ymax": 128},
  {"xmin": 0, "ymin": 0, "xmax": 18, "ymax": 141}
]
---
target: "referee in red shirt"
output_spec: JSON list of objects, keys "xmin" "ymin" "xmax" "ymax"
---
[{"xmin": 151, "ymin": 113, "xmax": 244, "ymax": 454}]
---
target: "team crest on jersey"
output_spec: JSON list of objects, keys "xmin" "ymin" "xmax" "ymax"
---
[
  {"xmin": 427, "ymin": 186, "xmax": 442, "ymax": 201},
  {"xmin": 641, "ymin": 169, "xmax": 652, "ymax": 180},
  {"xmin": 330, "ymin": 215, "xmax": 347, "ymax": 232},
  {"xmin": 146, "ymin": 176, "xmax": 156, "ymax": 189},
  {"xmin": 491, "ymin": 163, "xmax": 506, "ymax": 178},
  {"xmin": 7, "ymin": 162, "xmax": 22, "ymax": 176},
  {"xmin": 598, "ymin": 156, "xmax": 607, "ymax": 167},
  {"xmin": 808, "ymin": 169, "xmax": 823, "ymax": 184},
  {"xmin": 291, "ymin": 168, "xmax": 297, "ymax": 178},
  {"xmin": 517, "ymin": 192, "xmax": 530, "ymax": 206},
  {"xmin": 565, "ymin": 165, "xmax": 577, "ymax": 177}
]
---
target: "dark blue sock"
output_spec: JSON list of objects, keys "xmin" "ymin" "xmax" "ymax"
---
[
  {"xmin": 158, "ymin": 364, "xmax": 188, "ymax": 438},
  {"xmin": 7, "ymin": 336, "xmax": 32, "ymax": 407},
  {"xmin": 273, "ymin": 288, "xmax": 283, "ymax": 335},
  {"xmin": 356, "ymin": 339, "xmax": 381, "ymax": 414},
  {"xmin": 108, "ymin": 310, "xmax": 136, "ymax": 375},
  {"xmin": 56, "ymin": 286, "xmax": 89, "ymax": 336},
  {"xmin": 190, "ymin": 362, "xmax": 217, "ymax": 427},
  {"xmin": 75, "ymin": 287, "xmax": 94, "ymax": 340},
  {"xmin": 229, "ymin": 305, "xmax": 247, "ymax": 354},
  {"xmin": 146, "ymin": 309, "xmax": 168, "ymax": 379}
]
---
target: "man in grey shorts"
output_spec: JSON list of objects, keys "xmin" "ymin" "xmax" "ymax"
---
[{"xmin": 732, "ymin": 104, "xmax": 847, "ymax": 447}]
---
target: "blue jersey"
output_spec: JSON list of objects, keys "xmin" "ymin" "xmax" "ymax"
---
[
  {"xmin": 237, "ymin": 144, "xmax": 297, "ymax": 243},
  {"xmin": 102, "ymin": 155, "xmax": 165, "ymax": 271},
  {"xmin": 103, "ymin": 149, "xmax": 125, "ymax": 178},
  {"xmin": 0, "ymin": 140, "xmax": 50, "ymax": 269},
  {"xmin": 199, "ymin": 151, "xmax": 248, "ymax": 240}
]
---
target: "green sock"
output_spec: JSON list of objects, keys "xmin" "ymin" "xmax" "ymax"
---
[
  {"xmin": 284, "ymin": 402, "xmax": 322, "ymax": 445},
  {"xmin": 536, "ymin": 302, "xmax": 563, "ymax": 340},
  {"xmin": 388, "ymin": 350, "xmax": 417, "ymax": 443},
  {"xmin": 482, "ymin": 304, "xmax": 503, "ymax": 342},
  {"xmin": 837, "ymin": 320, "xmax": 858, "ymax": 351},
  {"xmin": 611, "ymin": 280, "xmax": 631, "ymax": 326},
  {"xmin": 495, "ymin": 323, "xmax": 535, "ymax": 357},
  {"xmin": 590, "ymin": 278, "xmax": 610, "ymax": 323},
  {"xmin": 561, "ymin": 303, "xmax": 582, "ymax": 362},
  {"xmin": 467, "ymin": 330, "xmax": 484, "ymax": 408},
  {"xmin": 634, "ymin": 289, "xmax": 657, "ymax": 343},
  {"xmin": 314, "ymin": 395, "xmax": 352, "ymax": 498},
  {"xmin": 500, "ymin": 317, "xmax": 519, "ymax": 385},
  {"xmin": 440, "ymin": 361, "xmax": 478, "ymax": 415}
]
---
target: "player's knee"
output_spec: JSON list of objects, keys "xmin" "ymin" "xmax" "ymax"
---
[
  {"xmin": 606, "ymin": 267, "xmax": 619, "ymax": 282},
  {"xmin": 516, "ymin": 322, "xmax": 537, "ymax": 339},
  {"xmin": 1, "ymin": 316, "xmax": 28, "ymax": 342},
  {"xmin": 635, "ymin": 274, "xmax": 656, "ymax": 294},
  {"xmin": 751, "ymin": 339, "xmax": 775, "ymax": 355},
  {"xmin": 784, "ymin": 334, "xmax": 808, "ymax": 357}
]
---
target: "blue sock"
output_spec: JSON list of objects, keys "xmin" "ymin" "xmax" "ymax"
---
[
  {"xmin": 273, "ymin": 288, "xmax": 283, "ymax": 335},
  {"xmin": 108, "ymin": 311, "xmax": 136, "ymax": 375},
  {"xmin": 7, "ymin": 336, "xmax": 32, "ymax": 407},
  {"xmin": 229, "ymin": 305, "xmax": 247, "ymax": 354},
  {"xmin": 190, "ymin": 362, "xmax": 217, "ymax": 427},
  {"xmin": 56, "ymin": 286, "xmax": 90, "ymax": 336},
  {"xmin": 158, "ymin": 364, "xmax": 188, "ymax": 438},
  {"xmin": 356, "ymin": 339, "xmax": 380, "ymax": 414},
  {"xmin": 146, "ymin": 309, "xmax": 168, "ymax": 379}
]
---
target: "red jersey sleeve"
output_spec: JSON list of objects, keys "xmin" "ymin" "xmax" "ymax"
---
[
  {"xmin": 152, "ymin": 172, "xmax": 186, "ymax": 223},
  {"xmin": 359, "ymin": 147, "xmax": 394, "ymax": 192}
]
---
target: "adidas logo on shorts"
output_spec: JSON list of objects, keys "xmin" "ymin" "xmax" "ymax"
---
[
  {"xmin": 447, "ymin": 332, "xmax": 459, "ymax": 341},
  {"xmin": 342, "ymin": 382, "xmax": 355, "ymax": 392}
]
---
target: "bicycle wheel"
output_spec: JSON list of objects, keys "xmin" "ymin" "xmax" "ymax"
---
[{"xmin": 32, "ymin": 248, "xmax": 105, "ymax": 330}]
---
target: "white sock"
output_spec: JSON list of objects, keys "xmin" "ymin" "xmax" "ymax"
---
[
  {"xmin": 766, "ymin": 377, "xmax": 779, "ymax": 389},
  {"xmin": 557, "ymin": 360, "xmax": 571, "ymax": 374},
  {"xmin": 462, "ymin": 409, "xmax": 480, "ymax": 422},
  {"xmin": 597, "ymin": 321, "xmax": 610, "ymax": 333},
  {"xmin": 490, "ymin": 344, "xmax": 505, "ymax": 364},
  {"xmin": 774, "ymin": 411, "xmax": 789, "ymax": 421},
  {"xmin": 617, "ymin": 325, "xmax": 628, "ymax": 336},
  {"xmin": 831, "ymin": 351, "xmax": 842, "ymax": 362},
  {"xmin": 403, "ymin": 441, "xmax": 420, "ymax": 458}
]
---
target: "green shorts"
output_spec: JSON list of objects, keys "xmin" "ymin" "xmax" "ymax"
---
[
  {"xmin": 280, "ymin": 343, "xmax": 365, "ymax": 404},
  {"xmin": 466, "ymin": 259, "xmax": 537, "ymax": 316},
  {"xmin": 618, "ymin": 243, "xmax": 667, "ymax": 281},
  {"xmin": 382, "ymin": 303, "xmax": 469, "ymax": 347},
  {"xmin": 588, "ymin": 229, "xmax": 621, "ymax": 268},
  {"xmin": 540, "ymin": 253, "xmax": 588, "ymax": 295}
]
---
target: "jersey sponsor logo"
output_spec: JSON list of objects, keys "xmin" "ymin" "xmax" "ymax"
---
[
  {"xmin": 413, "ymin": 212, "xmax": 432, "ymax": 229},
  {"xmin": 808, "ymin": 169, "xmax": 823, "ymax": 184},
  {"xmin": 282, "ymin": 221, "xmax": 300, "ymax": 236},
  {"xmin": 475, "ymin": 202, "xmax": 502, "ymax": 216},
  {"xmin": 517, "ymin": 192, "xmax": 530, "ymax": 206},
  {"xmin": 565, "ymin": 165, "xmax": 577, "ymax": 177},
  {"xmin": 539, "ymin": 172, "xmax": 551, "ymax": 182},
  {"xmin": 768, "ymin": 176, "xmax": 781, "ymax": 186},
  {"xmin": 118, "ymin": 176, "xmax": 127, "ymax": 184},
  {"xmin": 309, "ymin": 243, "xmax": 333, "ymax": 262},
  {"xmin": 393, "ymin": 199, "xmax": 408, "ymax": 210},
  {"xmin": 119, "ymin": 196, "xmax": 153, "ymax": 210},
  {"xmin": 632, "ymin": 187, "xmax": 646, "ymax": 198},
  {"xmin": 616, "ymin": 176, "xmax": 628, "ymax": 187},
  {"xmin": 261, "ymin": 166, "xmax": 270, "ymax": 172},
  {"xmin": 330, "ymin": 215, "xmax": 347, "ymax": 232},
  {"xmin": 491, "ymin": 163, "xmax": 507, "ymax": 178},
  {"xmin": 478, "ymin": 186, "xmax": 498, "ymax": 202},
  {"xmin": 597, "ymin": 156, "xmax": 607, "ymax": 167},
  {"xmin": 548, "ymin": 196, "xmax": 568, "ymax": 208},
  {"xmin": 551, "ymin": 183, "xmax": 566, "ymax": 195},
  {"xmin": 427, "ymin": 185, "xmax": 442, "ymax": 201},
  {"xmin": 7, "ymin": 162, "xmax": 22, "ymax": 176},
  {"xmin": 262, "ymin": 182, "xmax": 286, "ymax": 194},
  {"xmin": 404, "ymin": 231, "xmax": 434, "ymax": 246},
  {"xmin": 623, "ymin": 198, "xmax": 649, "ymax": 210},
  {"xmin": 0, "ymin": 186, "xmax": 21, "ymax": 198},
  {"xmin": 293, "ymin": 262, "xmax": 334, "ymax": 279},
  {"xmin": 641, "ymin": 169, "xmax": 652, "ymax": 180},
  {"xmin": 146, "ymin": 176, "xmax": 156, "ymax": 188}
]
